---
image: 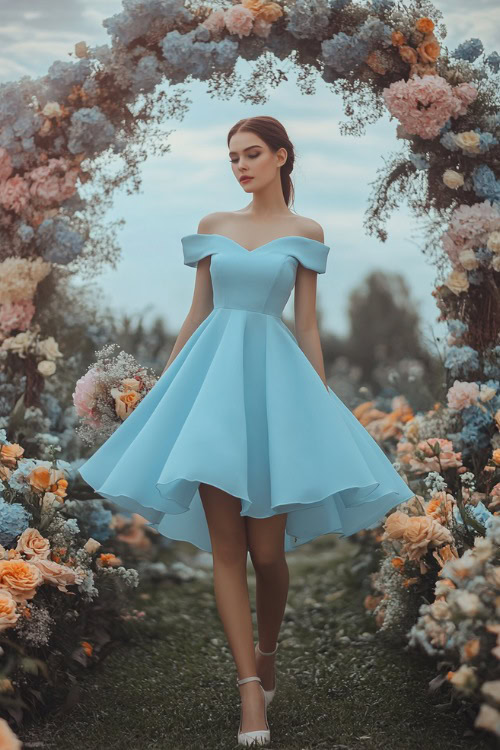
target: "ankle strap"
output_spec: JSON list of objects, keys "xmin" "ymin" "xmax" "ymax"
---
[
  {"xmin": 256, "ymin": 642, "xmax": 278, "ymax": 655},
  {"xmin": 237, "ymin": 675, "xmax": 262, "ymax": 685}
]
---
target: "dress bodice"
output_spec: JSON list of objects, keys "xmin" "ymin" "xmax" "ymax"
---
[{"xmin": 181, "ymin": 233, "xmax": 330, "ymax": 318}]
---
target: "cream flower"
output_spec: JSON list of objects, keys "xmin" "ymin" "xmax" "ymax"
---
[
  {"xmin": 453, "ymin": 131, "xmax": 481, "ymax": 153},
  {"xmin": 84, "ymin": 538, "xmax": 101, "ymax": 555},
  {"xmin": 445, "ymin": 269, "xmax": 469, "ymax": 295},
  {"xmin": 38, "ymin": 359, "xmax": 56, "ymax": 376},
  {"xmin": 442, "ymin": 169, "xmax": 464, "ymax": 189},
  {"xmin": 41, "ymin": 492, "xmax": 63, "ymax": 513},
  {"xmin": 42, "ymin": 101, "xmax": 63, "ymax": 118},
  {"xmin": 458, "ymin": 249, "xmax": 478, "ymax": 270},
  {"xmin": 121, "ymin": 377, "xmax": 141, "ymax": 391},
  {"xmin": 31, "ymin": 558, "xmax": 83, "ymax": 592},
  {"xmin": 36, "ymin": 335, "xmax": 62, "ymax": 360},
  {"xmin": 487, "ymin": 230, "xmax": 500, "ymax": 254},
  {"xmin": 453, "ymin": 590, "xmax": 482, "ymax": 617}
]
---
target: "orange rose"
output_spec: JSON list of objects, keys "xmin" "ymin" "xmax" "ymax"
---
[
  {"xmin": 416, "ymin": 17, "xmax": 434, "ymax": 33},
  {"xmin": 492, "ymin": 449, "xmax": 500, "ymax": 465},
  {"xmin": 98, "ymin": 553, "xmax": 122, "ymax": 567},
  {"xmin": 399, "ymin": 45, "xmax": 418, "ymax": 65},
  {"xmin": 0, "ymin": 559, "xmax": 43, "ymax": 603},
  {"xmin": 31, "ymin": 558, "xmax": 82, "ymax": 592},
  {"xmin": 28, "ymin": 465, "xmax": 65, "ymax": 492},
  {"xmin": 417, "ymin": 39, "xmax": 440, "ymax": 63},
  {"xmin": 0, "ymin": 443, "xmax": 24, "ymax": 468},
  {"xmin": 15, "ymin": 528, "xmax": 51, "ymax": 560},
  {"xmin": 0, "ymin": 590, "xmax": 20, "ymax": 631},
  {"xmin": 391, "ymin": 30, "xmax": 406, "ymax": 46},
  {"xmin": 255, "ymin": 2, "xmax": 282, "ymax": 23}
]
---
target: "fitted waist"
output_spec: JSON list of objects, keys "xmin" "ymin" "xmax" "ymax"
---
[{"xmin": 213, "ymin": 305, "xmax": 281, "ymax": 319}]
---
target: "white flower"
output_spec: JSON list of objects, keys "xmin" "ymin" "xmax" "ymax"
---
[
  {"xmin": 37, "ymin": 360, "xmax": 56, "ymax": 377},
  {"xmin": 443, "ymin": 169, "xmax": 464, "ymax": 189}
]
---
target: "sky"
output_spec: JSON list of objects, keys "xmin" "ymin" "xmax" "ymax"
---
[{"xmin": 1, "ymin": 0, "xmax": 499, "ymax": 346}]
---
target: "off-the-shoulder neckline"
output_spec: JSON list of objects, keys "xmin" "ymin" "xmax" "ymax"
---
[{"xmin": 181, "ymin": 232, "xmax": 330, "ymax": 254}]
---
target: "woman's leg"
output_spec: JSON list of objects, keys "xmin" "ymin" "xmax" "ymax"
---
[
  {"xmin": 199, "ymin": 483, "xmax": 266, "ymax": 733},
  {"xmin": 245, "ymin": 513, "xmax": 289, "ymax": 690}
]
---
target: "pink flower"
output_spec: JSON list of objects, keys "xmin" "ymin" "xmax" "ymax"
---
[
  {"xmin": 447, "ymin": 380, "xmax": 480, "ymax": 410},
  {"xmin": 0, "ymin": 148, "xmax": 13, "ymax": 183},
  {"xmin": 440, "ymin": 200, "xmax": 500, "ymax": 266},
  {"xmin": 0, "ymin": 175, "xmax": 30, "ymax": 213},
  {"xmin": 0, "ymin": 299, "xmax": 35, "ymax": 334},
  {"xmin": 28, "ymin": 158, "xmax": 78, "ymax": 205},
  {"xmin": 202, "ymin": 8, "xmax": 226, "ymax": 33},
  {"xmin": 224, "ymin": 4, "xmax": 254, "ymax": 37},
  {"xmin": 382, "ymin": 75, "xmax": 475, "ymax": 140},
  {"xmin": 72, "ymin": 368, "xmax": 99, "ymax": 418}
]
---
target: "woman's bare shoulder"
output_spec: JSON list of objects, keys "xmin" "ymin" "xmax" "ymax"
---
[
  {"xmin": 292, "ymin": 215, "xmax": 325, "ymax": 244},
  {"xmin": 196, "ymin": 211, "xmax": 233, "ymax": 234}
]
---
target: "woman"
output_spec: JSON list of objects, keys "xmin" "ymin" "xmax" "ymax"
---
[{"xmin": 79, "ymin": 115, "xmax": 415, "ymax": 746}]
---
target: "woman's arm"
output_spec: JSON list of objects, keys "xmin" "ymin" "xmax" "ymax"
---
[{"xmin": 161, "ymin": 252, "xmax": 214, "ymax": 375}]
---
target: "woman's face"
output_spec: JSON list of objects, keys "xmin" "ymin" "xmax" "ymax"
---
[{"xmin": 228, "ymin": 130, "xmax": 286, "ymax": 192}]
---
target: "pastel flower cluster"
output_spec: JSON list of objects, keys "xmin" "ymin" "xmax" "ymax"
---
[
  {"xmin": 383, "ymin": 75, "xmax": 478, "ymax": 140},
  {"xmin": 72, "ymin": 343, "xmax": 158, "ymax": 445},
  {"xmin": 203, "ymin": 0, "xmax": 283, "ymax": 40},
  {"xmin": 0, "ymin": 325, "xmax": 63, "ymax": 378},
  {"xmin": 439, "ymin": 200, "xmax": 500, "ymax": 287},
  {"xmin": 390, "ymin": 16, "xmax": 441, "ymax": 79}
]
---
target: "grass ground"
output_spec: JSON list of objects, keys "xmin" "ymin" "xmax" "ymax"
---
[{"xmin": 18, "ymin": 533, "xmax": 496, "ymax": 750}]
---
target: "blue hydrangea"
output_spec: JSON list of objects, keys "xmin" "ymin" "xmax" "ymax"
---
[
  {"xmin": 286, "ymin": 0, "xmax": 331, "ymax": 40},
  {"xmin": 322, "ymin": 32, "xmax": 370, "ymax": 73},
  {"xmin": 0, "ymin": 428, "xmax": 7, "ymax": 444},
  {"xmin": 459, "ymin": 403, "xmax": 495, "ymax": 454},
  {"xmin": 371, "ymin": 0, "xmax": 394, "ymax": 10},
  {"xmin": 476, "ymin": 245, "xmax": 493, "ymax": 264},
  {"xmin": 0, "ymin": 499, "xmax": 31, "ymax": 546},
  {"xmin": 65, "ymin": 518, "xmax": 80, "ymax": 536},
  {"xmin": 440, "ymin": 130, "xmax": 459, "ymax": 152},
  {"xmin": 17, "ymin": 223, "xmax": 35, "ymax": 244},
  {"xmin": 409, "ymin": 152, "xmax": 430, "ymax": 170},
  {"xmin": 444, "ymin": 345, "xmax": 480, "ymax": 378},
  {"xmin": 446, "ymin": 319, "xmax": 468, "ymax": 337},
  {"xmin": 486, "ymin": 51, "xmax": 500, "ymax": 73},
  {"xmin": 453, "ymin": 500, "xmax": 493, "ymax": 528},
  {"xmin": 45, "ymin": 59, "xmax": 94, "ymax": 101},
  {"xmin": 37, "ymin": 218, "xmax": 85, "ymax": 265},
  {"xmin": 451, "ymin": 38, "xmax": 484, "ymax": 62},
  {"xmin": 131, "ymin": 55, "xmax": 163, "ymax": 95},
  {"xmin": 357, "ymin": 17, "xmax": 392, "ymax": 48},
  {"xmin": 67, "ymin": 106, "xmax": 116, "ymax": 156},
  {"xmin": 472, "ymin": 164, "xmax": 500, "ymax": 202},
  {"xmin": 467, "ymin": 269, "xmax": 484, "ymax": 285},
  {"xmin": 160, "ymin": 31, "xmax": 239, "ymax": 83},
  {"xmin": 87, "ymin": 503, "xmax": 114, "ymax": 543},
  {"xmin": 103, "ymin": 0, "xmax": 193, "ymax": 46}
]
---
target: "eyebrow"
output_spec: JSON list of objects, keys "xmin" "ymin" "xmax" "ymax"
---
[{"xmin": 228, "ymin": 145, "xmax": 263, "ymax": 156}]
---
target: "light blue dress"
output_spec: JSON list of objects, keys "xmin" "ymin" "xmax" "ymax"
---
[{"xmin": 78, "ymin": 233, "xmax": 415, "ymax": 552}]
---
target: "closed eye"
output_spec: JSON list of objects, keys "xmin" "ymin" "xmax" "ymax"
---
[{"xmin": 229, "ymin": 154, "xmax": 259, "ymax": 163}]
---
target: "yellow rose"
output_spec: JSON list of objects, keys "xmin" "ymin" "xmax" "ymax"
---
[
  {"xmin": 442, "ymin": 169, "xmax": 464, "ymax": 189},
  {"xmin": 454, "ymin": 131, "xmax": 481, "ymax": 153},
  {"xmin": 445, "ymin": 269, "xmax": 469, "ymax": 295}
]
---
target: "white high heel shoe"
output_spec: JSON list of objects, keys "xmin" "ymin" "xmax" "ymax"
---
[
  {"xmin": 236, "ymin": 675, "xmax": 270, "ymax": 746},
  {"xmin": 255, "ymin": 641, "xmax": 278, "ymax": 708}
]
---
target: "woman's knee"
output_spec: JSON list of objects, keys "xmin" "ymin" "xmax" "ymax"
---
[{"xmin": 199, "ymin": 482, "xmax": 248, "ymax": 565}]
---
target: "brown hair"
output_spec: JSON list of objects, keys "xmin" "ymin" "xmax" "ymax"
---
[{"xmin": 227, "ymin": 116, "xmax": 296, "ymax": 209}]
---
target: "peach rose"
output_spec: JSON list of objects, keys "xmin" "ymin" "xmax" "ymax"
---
[
  {"xmin": 0, "ymin": 717, "xmax": 22, "ymax": 750},
  {"xmin": 121, "ymin": 377, "xmax": 141, "ymax": 391},
  {"xmin": 417, "ymin": 38, "xmax": 440, "ymax": 63},
  {"xmin": 31, "ymin": 558, "xmax": 83, "ymax": 592},
  {"xmin": 255, "ymin": 1, "xmax": 282, "ymax": 23},
  {"xmin": 0, "ymin": 443, "xmax": 24, "ymax": 468},
  {"xmin": 383, "ymin": 510, "xmax": 409, "ymax": 539},
  {"xmin": 0, "ymin": 465, "xmax": 11, "ymax": 482},
  {"xmin": 0, "ymin": 559, "xmax": 43, "ymax": 603},
  {"xmin": 493, "ymin": 449, "xmax": 500, "ymax": 466},
  {"xmin": 242, "ymin": 0, "xmax": 264, "ymax": 12},
  {"xmin": 0, "ymin": 590, "xmax": 19, "ymax": 631},
  {"xmin": 458, "ymin": 249, "xmax": 478, "ymax": 270},
  {"xmin": 15, "ymin": 528, "xmax": 51, "ymax": 560}
]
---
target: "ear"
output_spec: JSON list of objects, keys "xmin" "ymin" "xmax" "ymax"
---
[{"xmin": 277, "ymin": 147, "xmax": 288, "ymax": 167}]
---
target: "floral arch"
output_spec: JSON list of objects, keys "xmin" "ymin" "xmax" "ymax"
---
[{"xmin": 1, "ymin": 0, "xmax": 500, "ymax": 739}]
